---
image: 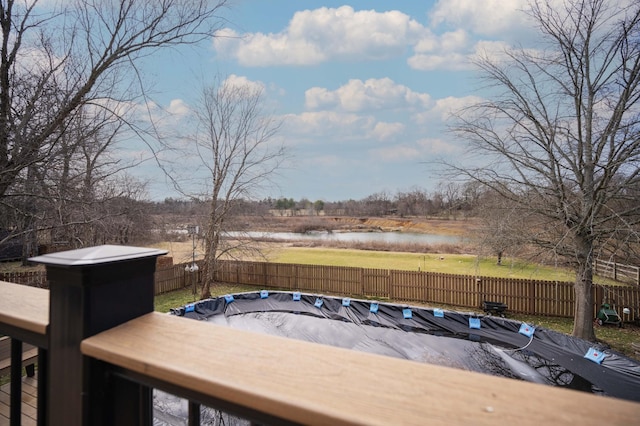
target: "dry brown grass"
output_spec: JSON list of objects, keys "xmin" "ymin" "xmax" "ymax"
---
[{"xmin": 148, "ymin": 241, "xmax": 206, "ymax": 264}]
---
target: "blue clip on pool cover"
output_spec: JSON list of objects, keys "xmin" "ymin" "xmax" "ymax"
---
[
  {"xmin": 469, "ymin": 317, "xmax": 481, "ymax": 329},
  {"xmin": 584, "ymin": 347, "xmax": 606, "ymax": 364},
  {"xmin": 403, "ymin": 308, "xmax": 412, "ymax": 319},
  {"xmin": 342, "ymin": 297, "xmax": 351, "ymax": 307},
  {"xmin": 433, "ymin": 308, "xmax": 444, "ymax": 318},
  {"xmin": 260, "ymin": 290, "xmax": 269, "ymax": 299},
  {"xmin": 292, "ymin": 292, "xmax": 301, "ymax": 301},
  {"xmin": 314, "ymin": 298, "xmax": 323, "ymax": 308},
  {"xmin": 370, "ymin": 302, "xmax": 379, "ymax": 313},
  {"xmin": 224, "ymin": 294, "xmax": 234, "ymax": 303},
  {"xmin": 185, "ymin": 304, "xmax": 195, "ymax": 313},
  {"xmin": 519, "ymin": 323, "xmax": 535, "ymax": 338}
]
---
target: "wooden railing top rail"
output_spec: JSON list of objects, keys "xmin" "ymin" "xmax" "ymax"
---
[
  {"xmin": 82, "ymin": 312, "xmax": 640, "ymax": 425},
  {"xmin": 0, "ymin": 280, "xmax": 49, "ymax": 338}
]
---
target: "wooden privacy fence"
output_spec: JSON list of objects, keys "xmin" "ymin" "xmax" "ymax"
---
[
  {"xmin": 0, "ymin": 270, "xmax": 48, "ymax": 288},
  {"xmin": 154, "ymin": 260, "xmax": 203, "ymax": 295},
  {"xmin": 213, "ymin": 260, "xmax": 640, "ymax": 321},
  {"xmin": 5, "ymin": 259, "xmax": 640, "ymax": 320}
]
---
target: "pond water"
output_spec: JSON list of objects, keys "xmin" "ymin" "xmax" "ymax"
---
[{"xmin": 225, "ymin": 231, "xmax": 462, "ymax": 245}]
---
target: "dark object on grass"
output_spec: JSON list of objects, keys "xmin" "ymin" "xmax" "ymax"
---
[
  {"xmin": 596, "ymin": 303, "xmax": 622, "ymax": 327},
  {"xmin": 482, "ymin": 300, "xmax": 508, "ymax": 317}
]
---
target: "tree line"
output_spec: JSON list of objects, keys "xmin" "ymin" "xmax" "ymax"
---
[{"xmin": 152, "ymin": 182, "xmax": 483, "ymax": 219}]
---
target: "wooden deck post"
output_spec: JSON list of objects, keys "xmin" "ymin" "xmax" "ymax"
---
[{"xmin": 30, "ymin": 245, "xmax": 167, "ymax": 426}]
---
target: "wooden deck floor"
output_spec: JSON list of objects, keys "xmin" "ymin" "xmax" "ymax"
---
[{"xmin": 0, "ymin": 375, "xmax": 38, "ymax": 426}]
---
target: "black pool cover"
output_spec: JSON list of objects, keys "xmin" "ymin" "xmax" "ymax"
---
[{"xmin": 171, "ymin": 291, "xmax": 640, "ymax": 402}]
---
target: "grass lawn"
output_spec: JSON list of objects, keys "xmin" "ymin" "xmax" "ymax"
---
[
  {"xmin": 265, "ymin": 247, "xmax": 601, "ymax": 283},
  {"xmin": 155, "ymin": 284, "xmax": 258, "ymax": 313}
]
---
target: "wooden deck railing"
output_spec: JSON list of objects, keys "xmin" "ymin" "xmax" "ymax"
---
[
  {"xmin": 82, "ymin": 311, "xmax": 640, "ymax": 426},
  {"xmin": 1, "ymin": 245, "xmax": 639, "ymax": 425},
  {"xmin": 0, "ymin": 280, "xmax": 49, "ymax": 426}
]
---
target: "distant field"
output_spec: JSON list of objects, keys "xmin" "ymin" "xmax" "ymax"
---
[
  {"xmin": 148, "ymin": 240, "xmax": 626, "ymax": 284},
  {"xmin": 264, "ymin": 247, "xmax": 580, "ymax": 282}
]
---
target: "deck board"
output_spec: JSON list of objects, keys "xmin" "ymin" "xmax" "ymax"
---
[
  {"xmin": 0, "ymin": 281, "xmax": 49, "ymax": 336},
  {"xmin": 0, "ymin": 376, "xmax": 38, "ymax": 426}
]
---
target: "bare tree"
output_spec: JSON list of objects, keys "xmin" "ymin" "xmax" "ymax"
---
[
  {"xmin": 395, "ymin": 188, "xmax": 430, "ymax": 217},
  {"xmin": 475, "ymin": 189, "xmax": 530, "ymax": 266},
  {"xmin": 439, "ymin": 182, "xmax": 465, "ymax": 219},
  {"xmin": 1, "ymin": 0, "xmax": 229, "ymax": 196},
  {"xmin": 178, "ymin": 77, "xmax": 284, "ymax": 299},
  {"xmin": 362, "ymin": 191, "xmax": 394, "ymax": 216},
  {"xmin": 0, "ymin": 0, "xmax": 228, "ymax": 254},
  {"xmin": 450, "ymin": 0, "xmax": 640, "ymax": 340}
]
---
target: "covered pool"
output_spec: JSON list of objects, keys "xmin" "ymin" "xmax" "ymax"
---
[{"xmin": 170, "ymin": 291, "xmax": 640, "ymax": 402}]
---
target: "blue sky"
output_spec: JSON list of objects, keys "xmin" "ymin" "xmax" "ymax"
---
[{"xmin": 136, "ymin": 0, "xmax": 538, "ymax": 202}]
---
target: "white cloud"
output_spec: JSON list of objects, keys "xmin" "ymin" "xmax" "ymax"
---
[
  {"xmin": 370, "ymin": 122, "xmax": 404, "ymax": 141},
  {"xmin": 413, "ymin": 95, "xmax": 483, "ymax": 123},
  {"xmin": 213, "ymin": 27, "xmax": 326, "ymax": 66},
  {"xmin": 408, "ymin": 26, "xmax": 515, "ymax": 72},
  {"xmin": 305, "ymin": 78, "xmax": 431, "ymax": 112},
  {"xmin": 283, "ymin": 111, "xmax": 376, "ymax": 140},
  {"xmin": 408, "ymin": 29, "xmax": 474, "ymax": 71},
  {"xmin": 213, "ymin": 6, "xmax": 425, "ymax": 66},
  {"xmin": 213, "ymin": 3, "xmax": 535, "ymax": 73},
  {"xmin": 305, "ymin": 87, "xmax": 338, "ymax": 110},
  {"xmin": 407, "ymin": 52, "xmax": 471, "ymax": 71},
  {"xmin": 223, "ymin": 74, "xmax": 266, "ymax": 92},
  {"xmin": 167, "ymin": 99, "xmax": 189, "ymax": 116},
  {"xmin": 430, "ymin": 0, "xmax": 528, "ymax": 36},
  {"xmin": 440, "ymin": 29, "xmax": 469, "ymax": 51}
]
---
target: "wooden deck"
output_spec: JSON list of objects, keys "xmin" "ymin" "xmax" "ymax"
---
[{"xmin": 0, "ymin": 375, "xmax": 38, "ymax": 426}]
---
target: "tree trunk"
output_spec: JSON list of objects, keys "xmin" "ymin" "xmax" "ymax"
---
[
  {"xmin": 200, "ymin": 238, "xmax": 215, "ymax": 300},
  {"xmin": 571, "ymin": 238, "xmax": 596, "ymax": 341},
  {"xmin": 201, "ymin": 198, "xmax": 221, "ymax": 300}
]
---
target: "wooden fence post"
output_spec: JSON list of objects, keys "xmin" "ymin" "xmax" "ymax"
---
[{"xmin": 30, "ymin": 245, "xmax": 167, "ymax": 426}]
